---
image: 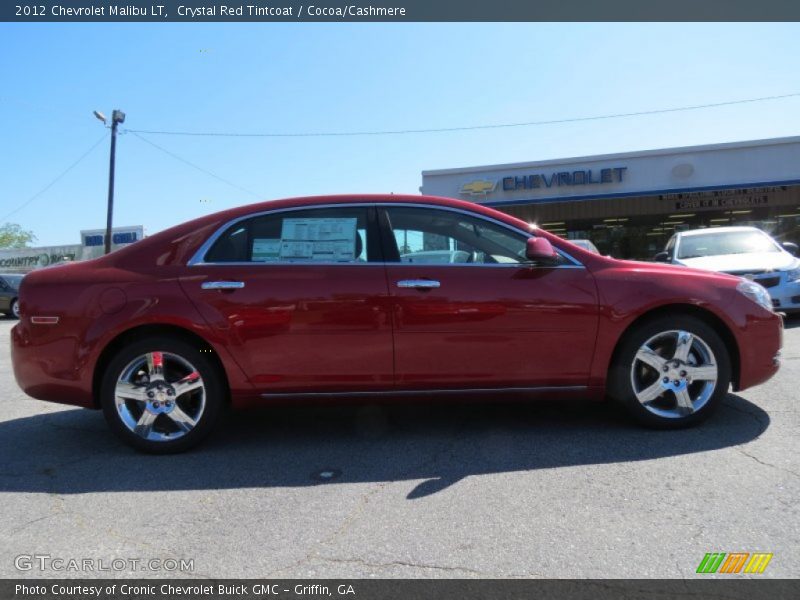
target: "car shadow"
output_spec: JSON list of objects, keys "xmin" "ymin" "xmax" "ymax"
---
[{"xmin": 0, "ymin": 395, "xmax": 768, "ymax": 499}]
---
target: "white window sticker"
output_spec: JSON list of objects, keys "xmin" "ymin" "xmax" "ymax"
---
[
  {"xmin": 279, "ymin": 218, "xmax": 358, "ymax": 262},
  {"xmin": 252, "ymin": 239, "xmax": 281, "ymax": 262}
]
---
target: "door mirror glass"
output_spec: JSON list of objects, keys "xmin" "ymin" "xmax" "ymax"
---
[
  {"xmin": 525, "ymin": 237, "xmax": 558, "ymax": 264},
  {"xmin": 654, "ymin": 251, "xmax": 670, "ymax": 262},
  {"xmin": 782, "ymin": 241, "xmax": 799, "ymax": 256}
]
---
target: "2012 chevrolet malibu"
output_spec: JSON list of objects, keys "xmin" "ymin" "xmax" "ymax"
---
[{"xmin": 11, "ymin": 195, "xmax": 783, "ymax": 453}]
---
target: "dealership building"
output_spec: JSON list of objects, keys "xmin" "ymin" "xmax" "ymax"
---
[{"xmin": 421, "ymin": 136, "xmax": 800, "ymax": 259}]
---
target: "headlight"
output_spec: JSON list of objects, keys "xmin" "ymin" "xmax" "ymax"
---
[
  {"xmin": 737, "ymin": 280, "xmax": 773, "ymax": 311},
  {"xmin": 787, "ymin": 267, "xmax": 800, "ymax": 283}
]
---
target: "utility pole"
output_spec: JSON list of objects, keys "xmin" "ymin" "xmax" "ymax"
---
[{"xmin": 94, "ymin": 109, "xmax": 126, "ymax": 254}]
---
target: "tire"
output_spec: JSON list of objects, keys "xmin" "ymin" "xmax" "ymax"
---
[
  {"xmin": 608, "ymin": 315, "xmax": 731, "ymax": 429},
  {"xmin": 100, "ymin": 336, "xmax": 225, "ymax": 453},
  {"xmin": 10, "ymin": 298, "xmax": 20, "ymax": 319}
]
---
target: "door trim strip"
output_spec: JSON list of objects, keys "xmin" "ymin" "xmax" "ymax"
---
[{"xmin": 260, "ymin": 385, "xmax": 587, "ymax": 400}]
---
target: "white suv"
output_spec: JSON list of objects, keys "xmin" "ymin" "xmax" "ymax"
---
[{"xmin": 656, "ymin": 226, "xmax": 800, "ymax": 313}]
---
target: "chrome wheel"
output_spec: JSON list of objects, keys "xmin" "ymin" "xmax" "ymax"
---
[
  {"xmin": 114, "ymin": 351, "xmax": 206, "ymax": 442},
  {"xmin": 11, "ymin": 300, "xmax": 19, "ymax": 319},
  {"xmin": 630, "ymin": 330, "xmax": 718, "ymax": 419}
]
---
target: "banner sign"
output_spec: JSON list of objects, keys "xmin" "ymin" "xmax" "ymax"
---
[{"xmin": 0, "ymin": 245, "xmax": 82, "ymax": 270}]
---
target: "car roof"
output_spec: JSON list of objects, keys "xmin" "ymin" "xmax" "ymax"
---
[{"xmin": 677, "ymin": 226, "xmax": 763, "ymax": 237}]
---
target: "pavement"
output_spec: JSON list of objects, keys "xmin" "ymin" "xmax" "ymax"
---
[{"xmin": 0, "ymin": 315, "xmax": 798, "ymax": 579}]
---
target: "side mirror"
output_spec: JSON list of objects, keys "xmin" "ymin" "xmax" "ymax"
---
[
  {"xmin": 782, "ymin": 241, "xmax": 799, "ymax": 256},
  {"xmin": 525, "ymin": 237, "xmax": 558, "ymax": 264},
  {"xmin": 654, "ymin": 251, "xmax": 670, "ymax": 263}
]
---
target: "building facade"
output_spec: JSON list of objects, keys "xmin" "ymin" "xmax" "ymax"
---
[
  {"xmin": 0, "ymin": 226, "xmax": 144, "ymax": 273},
  {"xmin": 420, "ymin": 136, "xmax": 800, "ymax": 259}
]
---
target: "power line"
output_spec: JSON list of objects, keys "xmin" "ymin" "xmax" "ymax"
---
[
  {"xmin": 129, "ymin": 131, "xmax": 262, "ymax": 199},
  {"xmin": 1, "ymin": 132, "xmax": 109, "ymax": 223},
  {"xmin": 122, "ymin": 92, "xmax": 800, "ymax": 139}
]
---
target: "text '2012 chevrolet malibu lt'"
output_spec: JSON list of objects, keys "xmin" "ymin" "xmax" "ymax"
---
[{"xmin": 11, "ymin": 195, "xmax": 783, "ymax": 453}]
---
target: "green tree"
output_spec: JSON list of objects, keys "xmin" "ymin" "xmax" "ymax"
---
[{"xmin": 0, "ymin": 223, "xmax": 37, "ymax": 249}]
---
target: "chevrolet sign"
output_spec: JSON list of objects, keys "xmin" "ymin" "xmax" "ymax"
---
[
  {"xmin": 503, "ymin": 167, "xmax": 627, "ymax": 191},
  {"xmin": 459, "ymin": 180, "xmax": 498, "ymax": 196}
]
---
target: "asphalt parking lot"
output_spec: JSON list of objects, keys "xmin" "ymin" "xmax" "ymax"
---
[{"xmin": 0, "ymin": 316, "xmax": 798, "ymax": 579}]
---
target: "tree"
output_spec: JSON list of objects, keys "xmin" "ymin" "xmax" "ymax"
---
[{"xmin": 0, "ymin": 223, "xmax": 37, "ymax": 249}]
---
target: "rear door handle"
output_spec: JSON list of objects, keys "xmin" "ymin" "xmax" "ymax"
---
[
  {"xmin": 201, "ymin": 281, "xmax": 245, "ymax": 290},
  {"xmin": 396, "ymin": 279, "xmax": 440, "ymax": 290}
]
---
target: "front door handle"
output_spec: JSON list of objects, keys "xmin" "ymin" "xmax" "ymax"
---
[
  {"xmin": 201, "ymin": 281, "xmax": 245, "ymax": 290},
  {"xmin": 396, "ymin": 279, "xmax": 440, "ymax": 290}
]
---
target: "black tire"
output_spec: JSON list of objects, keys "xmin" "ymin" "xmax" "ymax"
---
[
  {"xmin": 608, "ymin": 315, "xmax": 731, "ymax": 429},
  {"xmin": 100, "ymin": 336, "xmax": 225, "ymax": 453},
  {"xmin": 10, "ymin": 298, "xmax": 20, "ymax": 319}
]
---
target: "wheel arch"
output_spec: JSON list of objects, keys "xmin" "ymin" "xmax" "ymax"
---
[
  {"xmin": 92, "ymin": 323, "xmax": 230, "ymax": 408},
  {"xmin": 608, "ymin": 303, "xmax": 741, "ymax": 392}
]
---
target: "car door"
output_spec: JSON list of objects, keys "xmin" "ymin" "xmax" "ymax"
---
[
  {"xmin": 179, "ymin": 205, "xmax": 393, "ymax": 394},
  {"xmin": 380, "ymin": 205, "xmax": 599, "ymax": 390}
]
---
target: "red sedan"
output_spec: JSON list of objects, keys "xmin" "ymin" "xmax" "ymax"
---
[{"xmin": 11, "ymin": 195, "xmax": 783, "ymax": 453}]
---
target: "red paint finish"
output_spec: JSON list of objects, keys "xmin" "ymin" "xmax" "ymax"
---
[
  {"xmin": 178, "ymin": 264, "xmax": 393, "ymax": 392},
  {"xmin": 387, "ymin": 265, "xmax": 598, "ymax": 388},
  {"xmin": 10, "ymin": 194, "xmax": 782, "ymax": 410}
]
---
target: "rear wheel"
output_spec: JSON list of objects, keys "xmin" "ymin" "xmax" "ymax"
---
[
  {"xmin": 100, "ymin": 336, "xmax": 225, "ymax": 453},
  {"xmin": 609, "ymin": 315, "xmax": 731, "ymax": 428},
  {"xmin": 10, "ymin": 298, "xmax": 19, "ymax": 319}
]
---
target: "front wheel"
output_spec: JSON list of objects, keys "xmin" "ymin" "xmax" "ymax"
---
[
  {"xmin": 608, "ymin": 315, "xmax": 731, "ymax": 428},
  {"xmin": 100, "ymin": 336, "xmax": 225, "ymax": 453},
  {"xmin": 10, "ymin": 298, "xmax": 20, "ymax": 319}
]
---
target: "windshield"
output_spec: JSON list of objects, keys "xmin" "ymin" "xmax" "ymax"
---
[
  {"xmin": 677, "ymin": 230, "xmax": 780, "ymax": 259},
  {"xmin": 1, "ymin": 275, "xmax": 23, "ymax": 288}
]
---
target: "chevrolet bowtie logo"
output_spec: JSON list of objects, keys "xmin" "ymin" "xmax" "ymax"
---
[{"xmin": 459, "ymin": 179, "xmax": 497, "ymax": 196}]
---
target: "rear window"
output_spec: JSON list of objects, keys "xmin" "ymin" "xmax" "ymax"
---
[
  {"xmin": 1, "ymin": 275, "xmax": 22, "ymax": 288},
  {"xmin": 204, "ymin": 207, "xmax": 372, "ymax": 263}
]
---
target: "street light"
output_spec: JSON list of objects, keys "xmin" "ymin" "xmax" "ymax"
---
[{"xmin": 94, "ymin": 108, "xmax": 125, "ymax": 254}]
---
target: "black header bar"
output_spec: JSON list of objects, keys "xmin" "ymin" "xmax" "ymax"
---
[
  {"xmin": 2, "ymin": 579, "xmax": 800, "ymax": 600},
  {"xmin": 5, "ymin": 1, "xmax": 800, "ymax": 22}
]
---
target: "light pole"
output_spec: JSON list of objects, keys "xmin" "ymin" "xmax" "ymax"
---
[{"xmin": 94, "ymin": 109, "xmax": 126, "ymax": 254}]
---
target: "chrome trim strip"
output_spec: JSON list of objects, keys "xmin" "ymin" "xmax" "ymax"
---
[
  {"xmin": 260, "ymin": 385, "xmax": 587, "ymax": 400},
  {"xmin": 30, "ymin": 316, "xmax": 59, "ymax": 325},
  {"xmin": 187, "ymin": 202, "xmax": 585, "ymax": 269},
  {"xmin": 201, "ymin": 281, "xmax": 245, "ymax": 290},
  {"xmin": 397, "ymin": 279, "xmax": 441, "ymax": 289}
]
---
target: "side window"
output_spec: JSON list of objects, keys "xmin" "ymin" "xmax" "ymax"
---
[
  {"xmin": 383, "ymin": 206, "xmax": 564, "ymax": 265},
  {"xmin": 204, "ymin": 206, "xmax": 374, "ymax": 263}
]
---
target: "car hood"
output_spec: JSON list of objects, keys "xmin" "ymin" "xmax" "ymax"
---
[{"xmin": 677, "ymin": 252, "xmax": 797, "ymax": 273}]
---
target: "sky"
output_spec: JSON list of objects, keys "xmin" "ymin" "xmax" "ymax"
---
[{"xmin": 2, "ymin": 22, "xmax": 800, "ymax": 246}]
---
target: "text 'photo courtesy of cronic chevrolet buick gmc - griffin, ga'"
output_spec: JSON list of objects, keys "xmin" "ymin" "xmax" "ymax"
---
[{"xmin": 10, "ymin": 195, "xmax": 784, "ymax": 453}]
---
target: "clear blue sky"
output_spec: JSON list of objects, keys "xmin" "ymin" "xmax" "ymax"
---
[{"xmin": 2, "ymin": 23, "xmax": 800, "ymax": 246}]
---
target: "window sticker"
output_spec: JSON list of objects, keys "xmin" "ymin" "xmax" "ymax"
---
[
  {"xmin": 252, "ymin": 239, "xmax": 281, "ymax": 262},
  {"xmin": 279, "ymin": 218, "xmax": 358, "ymax": 261}
]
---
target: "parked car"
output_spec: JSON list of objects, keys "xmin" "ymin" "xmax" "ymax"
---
[
  {"xmin": 11, "ymin": 195, "xmax": 782, "ymax": 453},
  {"xmin": 569, "ymin": 239, "xmax": 600, "ymax": 254},
  {"xmin": 654, "ymin": 226, "xmax": 800, "ymax": 313},
  {"xmin": 0, "ymin": 273, "xmax": 23, "ymax": 319}
]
